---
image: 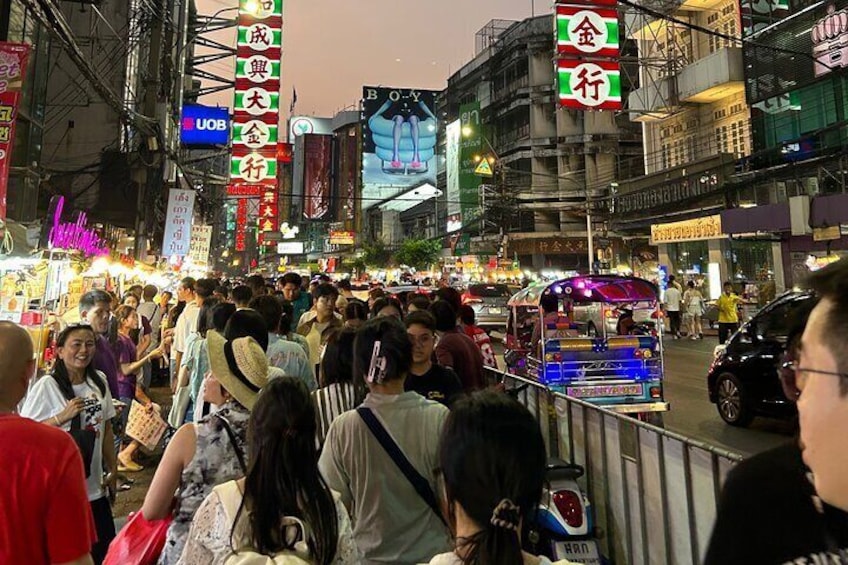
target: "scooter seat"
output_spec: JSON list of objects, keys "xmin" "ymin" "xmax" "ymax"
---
[{"xmin": 546, "ymin": 458, "xmax": 585, "ymax": 480}]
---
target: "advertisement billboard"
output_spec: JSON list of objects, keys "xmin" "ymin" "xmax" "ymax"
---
[
  {"xmin": 180, "ymin": 105, "xmax": 230, "ymax": 146},
  {"xmin": 458, "ymin": 101, "xmax": 482, "ymax": 225},
  {"xmin": 361, "ymin": 86, "xmax": 439, "ymax": 209},
  {"xmin": 446, "ymin": 119, "xmax": 461, "ymax": 221},
  {"xmin": 303, "ymin": 134, "xmax": 332, "ymax": 221},
  {"xmin": 0, "ymin": 42, "xmax": 30, "ymax": 221},
  {"xmin": 289, "ymin": 116, "xmax": 333, "ymax": 142},
  {"xmin": 329, "ymin": 230, "xmax": 355, "ymax": 245}
]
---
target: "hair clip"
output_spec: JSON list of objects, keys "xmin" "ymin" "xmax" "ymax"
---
[
  {"xmin": 490, "ymin": 498, "xmax": 521, "ymax": 532},
  {"xmin": 367, "ymin": 340, "xmax": 388, "ymax": 384}
]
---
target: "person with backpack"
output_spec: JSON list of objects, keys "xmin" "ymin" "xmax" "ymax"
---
[
  {"xmin": 20, "ymin": 324, "xmax": 118, "ymax": 563},
  {"xmin": 142, "ymin": 332, "xmax": 271, "ymax": 564},
  {"xmin": 319, "ymin": 317, "xmax": 451, "ymax": 564},
  {"xmin": 178, "ymin": 377, "xmax": 359, "ymax": 564}
]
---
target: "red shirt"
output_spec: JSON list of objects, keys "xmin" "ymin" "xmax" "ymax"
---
[
  {"xmin": 436, "ymin": 328, "xmax": 486, "ymax": 392},
  {"xmin": 0, "ymin": 414, "xmax": 96, "ymax": 564},
  {"xmin": 463, "ymin": 324, "xmax": 499, "ymax": 370}
]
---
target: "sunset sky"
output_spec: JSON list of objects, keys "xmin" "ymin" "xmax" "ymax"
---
[{"xmin": 197, "ymin": 0, "xmax": 538, "ymax": 116}]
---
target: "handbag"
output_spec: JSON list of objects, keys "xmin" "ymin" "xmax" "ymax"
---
[
  {"xmin": 167, "ymin": 384, "xmax": 191, "ymax": 428},
  {"xmin": 356, "ymin": 407, "xmax": 446, "ymax": 525},
  {"xmin": 51, "ymin": 374, "xmax": 96, "ymax": 478},
  {"xmin": 103, "ymin": 510, "xmax": 173, "ymax": 565}
]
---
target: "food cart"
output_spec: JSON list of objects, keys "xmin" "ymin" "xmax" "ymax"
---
[{"xmin": 505, "ymin": 276, "xmax": 669, "ymax": 419}]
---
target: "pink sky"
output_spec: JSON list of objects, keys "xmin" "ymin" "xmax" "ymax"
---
[{"xmin": 197, "ymin": 0, "xmax": 537, "ymax": 116}]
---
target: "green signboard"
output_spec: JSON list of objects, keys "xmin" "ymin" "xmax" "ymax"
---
[{"xmin": 459, "ymin": 101, "xmax": 482, "ymax": 226}]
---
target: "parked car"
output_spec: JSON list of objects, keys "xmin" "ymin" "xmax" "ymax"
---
[
  {"xmin": 572, "ymin": 302, "xmax": 657, "ymax": 336},
  {"xmin": 707, "ymin": 291, "xmax": 813, "ymax": 427},
  {"xmin": 462, "ymin": 283, "xmax": 511, "ymax": 329}
]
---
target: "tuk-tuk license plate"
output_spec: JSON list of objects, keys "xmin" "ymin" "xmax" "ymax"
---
[
  {"xmin": 488, "ymin": 307, "xmax": 502, "ymax": 314},
  {"xmin": 566, "ymin": 384, "xmax": 643, "ymax": 398},
  {"xmin": 555, "ymin": 540, "xmax": 602, "ymax": 563}
]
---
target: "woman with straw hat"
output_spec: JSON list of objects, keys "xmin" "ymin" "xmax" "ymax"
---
[{"xmin": 142, "ymin": 331, "xmax": 270, "ymax": 565}]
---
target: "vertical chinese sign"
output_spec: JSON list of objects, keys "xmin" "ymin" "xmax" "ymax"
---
[
  {"xmin": 555, "ymin": 1, "xmax": 622, "ymax": 111},
  {"xmin": 162, "ymin": 189, "xmax": 196, "ymax": 258},
  {"xmin": 0, "ymin": 42, "xmax": 30, "ymax": 222},
  {"xmin": 230, "ymin": 0, "xmax": 282, "ymax": 247}
]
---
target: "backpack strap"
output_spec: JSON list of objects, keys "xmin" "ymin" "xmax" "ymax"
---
[{"xmin": 214, "ymin": 480, "xmax": 244, "ymax": 525}]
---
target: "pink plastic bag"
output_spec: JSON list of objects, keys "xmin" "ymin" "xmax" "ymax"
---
[{"xmin": 103, "ymin": 511, "xmax": 173, "ymax": 565}]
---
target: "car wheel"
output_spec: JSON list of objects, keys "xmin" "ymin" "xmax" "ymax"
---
[
  {"xmin": 715, "ymin": 373, "xmax": 754, "ymax": 427},
  {"xmin": 587, "ymin": 323, "xmax": 597, "ymax": 337}
]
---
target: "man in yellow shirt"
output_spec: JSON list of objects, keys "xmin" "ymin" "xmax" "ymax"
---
[{"xmin": 716, "ymin": 282, "xmax": 744, "ymax": 344}]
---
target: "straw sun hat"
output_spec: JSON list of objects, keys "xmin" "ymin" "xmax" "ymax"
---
[{"xmin": 206, "ymin": 330, "xmax": 270, "ymax": 410}]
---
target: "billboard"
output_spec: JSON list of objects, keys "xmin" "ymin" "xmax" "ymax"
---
[
  {"xmin": 459, "ymin": 101, "xmax": 482, "ymax": 225},
  {"xmin": 230, "ymin": 0, "xmax": 282, "ymax": 247},
  {"xmin": 303, "ymin": 134, "xmax": 332, "ymax": 220},
  {"xmin": 446, "ymin": 119, "xmax": 461, "ymax": 221},
  {"xmin": 180, "ymin": 105, "xmax": 230, "ymax": 146},
  {"xmin": 557, "ymin": 59, "xmax": 622, "ymax": 110},
  {"xmin": 0, "ymin": 42, "xmax": 30, "ymax": 222},
  {"xmin": 361, "ymin": 86, "xmax": 439, "ymax": 209},
  {"xmin": 329, "ymin": 230, "xmax": 355, "ymax": 245}
]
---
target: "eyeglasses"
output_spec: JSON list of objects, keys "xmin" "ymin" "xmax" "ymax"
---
[{"xmin": 781, "ymin": 361, "xmax": 848, "ymax": 395}]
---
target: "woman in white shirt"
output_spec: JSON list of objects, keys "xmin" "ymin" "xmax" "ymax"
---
[
  {"xmin": 179, "ymin": 376, "xmax": 358, "ymax": 564},
  {"xmin": 313, "ymin": 328, "xmax": 360, "ymax": 445},
  {"xmin": 427, "ymin": 391, "xmax": 574, "ymax": 565},
  {"xmin": 21, "ymin": 324, "xmax": 118, "ymax": 563}
]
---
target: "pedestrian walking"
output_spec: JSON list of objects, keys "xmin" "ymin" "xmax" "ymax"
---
[
  {"xmin": 319, "ymin": 317, "xmax": 451, "ymax": 564},
  {"xmin": 313, "ymin": 328, "xmax": 359, "ymax": 445},
  {"xmin": 179, "ymin": 377, "xmax": 359, "ymax": 564},
  {"xmin": 1, "ymin": 322, "xmax": 96, "ymax": 565},
  {"xmin": 430, "ymin": 300, "xmax": 485, "ymax": 392},
  {"xmin": 21, "ymin": 324, "xmax": 118, "ymax": 563},
  {"xmin": 683, "ymin": 280, "xmax": 705, "ymax": 340},
  {"xmin": 405, "ymin": 311, "xmax": 464, "ymax": 408},
  {"xmin": 664, "ymin": 276, "xmax": 683, "ymax": 339},
  {"xmin": 142, "ymin": 331, "xmax": 270, "ymax": 564},
  {"xmin": 716, "ymin": 281, "xmax": 744, "ymax": 344},
  {"xmin": 426, "ymin": 391, "xmax": 565, "ymax": 565}
]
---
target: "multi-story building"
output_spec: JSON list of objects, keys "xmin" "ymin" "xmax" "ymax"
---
[
  {"xmin": 2, "ymin": 0, "xmax": 50, "ymax": 223},
  {"xmin": 720, "ymin": 0, "xmax": 848, "ymax": 288},
  {"xmin": 620, "ymin": 0, "xmax": 758, "ymax": 294},
  {"xmin": 441, "ymin": 16, "xmax": 643, "ymax": 272}
]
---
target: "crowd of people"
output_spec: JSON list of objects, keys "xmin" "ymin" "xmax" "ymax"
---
[
  {"xmin": 0, "ymin": 272, "xmax": 573, "ymax": 565},
  {"xmin": 662, "ymin": 275, "xmax": 745, "ymax": 344},
  {"xmin": 5, "ymin": 259, "xmax": 848, "ymax": 564}
]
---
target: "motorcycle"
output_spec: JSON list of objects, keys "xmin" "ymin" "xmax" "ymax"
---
[{"xmin": 526, "ymin": 458, "xmax": 604, "ymax": 564}]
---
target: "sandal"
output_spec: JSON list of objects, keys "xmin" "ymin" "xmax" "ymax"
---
[{"xmin": 118, "ymin": 458, "xmax": 144, "ymax": 472}]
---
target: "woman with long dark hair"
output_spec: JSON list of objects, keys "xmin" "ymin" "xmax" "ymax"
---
[
  {"xmin": 179, "ymin": 377, "xmax": 358, "ymax": 563},
  {"xmin": 313, "ymin": 328, "xmax": 360, "ymax": 444},
  {"xmin": 21, "ymin": 324, "xmax": 119, "ymax": 563},
  {"xmin": 427, "ymin": 391, "xmax": 552, "ymax": 565}
]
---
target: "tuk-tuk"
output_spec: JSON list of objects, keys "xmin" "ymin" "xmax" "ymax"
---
[{"xmin": 505, "ymin": 276, "xmax": 669, "ymax": 416}]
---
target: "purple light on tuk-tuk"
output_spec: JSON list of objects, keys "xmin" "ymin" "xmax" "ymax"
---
[
  {"xmin": 575, "ymin": 279, "xmax": 586, "ymax": 289},
  {"xmin": 583, "ymin": 289, "xmax": 592, "ymax": 298},
  {"xmin": 553, "ymin": 285, "xmax": 563, "ymax": 294}
]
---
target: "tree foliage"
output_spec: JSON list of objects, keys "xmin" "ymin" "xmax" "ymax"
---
[
  {"xmin": 394, "ymin": 238, "xmax": 441, "ymax": 270},
  {"xmin": 361, "ymin": 240, "xmax": 393, "ymax": 269}
]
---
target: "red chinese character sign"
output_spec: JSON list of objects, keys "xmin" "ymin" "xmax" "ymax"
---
[
  {"xmin": 0, "ymin": 42, "xmax": 30, "ymax": 221},
  {"xmin": 235, "ymin": 198, "xmax": 249, "ymax": 252},
  {"xmin": 556, "ymin": 5, "xmax": 619, "ymax": 58},
  {"xmin": 554, "ymin": 1, "xmax": 622, "ymax": 111},
  {"xmin": 558, "ymin": 60, "xmax": 622, "ymax": 110},
  {"xmin": 231, "ymin": 0, "xmax": 282, "ymax": 247}
]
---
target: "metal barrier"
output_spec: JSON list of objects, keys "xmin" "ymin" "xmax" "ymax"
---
[{"xmin": 489, "ymin": 368, "xmax": 743, "ymax": 565}]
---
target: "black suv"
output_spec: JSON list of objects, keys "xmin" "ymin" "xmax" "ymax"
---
[{"xmin": 707, "ymin": 291, "xmax": 813, "ymax": 427}]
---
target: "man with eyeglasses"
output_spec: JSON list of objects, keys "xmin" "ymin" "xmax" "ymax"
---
[
  {"xmin": 705, "ymin": 259, "xmax": 848, "ymax": 564},
  {"xmin": 404, "ymin": 311, "xmax": 463, "ymax": 407}
]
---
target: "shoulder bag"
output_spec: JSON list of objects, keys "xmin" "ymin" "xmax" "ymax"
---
[
  {"xmin": 356, "ymin": 406, "xmax": 446, "ymax": 525},
  {"xmin": 51, "ymin": 374, "xmax": 96, "ymax": 478}
]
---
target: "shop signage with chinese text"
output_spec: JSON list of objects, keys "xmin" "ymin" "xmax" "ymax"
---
[
  {"xmin": 650, "ymin": 215, "xmax": 724, "ymax": 244},
  {"xmin": 329, "ymin": 230, "xmax": 355, "ymax": 245},
  {"xmin": 189, "ymin": 225, "xmax": 213, "ymax": 264},
  {"xmin": 0, "ymin": 42, "xmax": 30, "ymax": 221}
]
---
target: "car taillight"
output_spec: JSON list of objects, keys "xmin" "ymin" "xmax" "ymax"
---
[
  {"xmin": 463, "ymin": 297, "xmax": 483, "ymax": 304},
  {"xmin": 649, "ymin": 386, "xmax": 662, "ymax": 399},
  {"xmin": 604, "ymin": 309, "xmax": 617, "ymax": 318},
  {"xmin": 553, "ymin": 490, "xmax": 584, "ymax": 529}
]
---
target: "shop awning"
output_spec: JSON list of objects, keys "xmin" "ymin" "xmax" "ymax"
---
[{"xmin": 721, "ymin": 203, "xmax": 790, "ymax": 235}]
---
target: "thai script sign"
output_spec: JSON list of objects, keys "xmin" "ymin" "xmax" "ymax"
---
[
  {"xmin": 651, "ymin": 215, "xmax": 724, "ymax": 244},
  {"xmin": 162, "ymin": 189, "xmax": 196, "ymax": 257}
]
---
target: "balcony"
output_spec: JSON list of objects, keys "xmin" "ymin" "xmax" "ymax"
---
[
  {"xmin": 627, "ymin": 77, "xmax": 675, "ymax": 122},
  {"xmin": 678, "ymin": 47, "xmax": 744, "ymax": 103}
]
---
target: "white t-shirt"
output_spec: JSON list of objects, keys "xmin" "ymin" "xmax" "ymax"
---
[
  {"xmin": 664, "ymin": 286, "xmax": 682, "ymax": 311},
  {"xmin": 20, "ymin": 371, "xmax": 117, "ymax": 501},
  {"xmin": 173, "ymin": 301, "xmax": 200, "ymax": 359}
]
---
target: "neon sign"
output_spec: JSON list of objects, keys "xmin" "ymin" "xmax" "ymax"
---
[{"xmin": 48, "ymin": 196, "xmax": 110, "ymax": 257}]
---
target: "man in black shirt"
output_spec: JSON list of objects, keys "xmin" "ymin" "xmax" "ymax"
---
[{"xmin": 404, "ymin": 311, "xmax": 463, "ymax": 407}]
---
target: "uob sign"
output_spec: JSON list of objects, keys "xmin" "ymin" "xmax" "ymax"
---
[{"xmin": 180, "ymin": 104, "xmax": 230, "ymax": 146}]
